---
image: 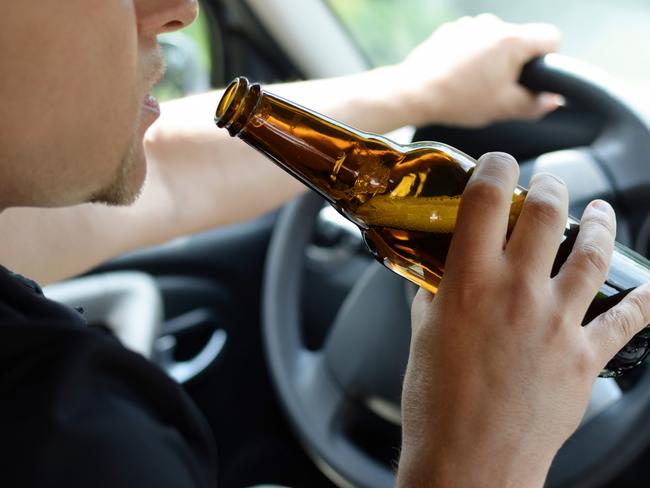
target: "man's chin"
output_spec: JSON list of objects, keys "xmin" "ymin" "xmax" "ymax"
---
[
  {"xmin": 89, "ymin": 141, "xmax": 147, "ymax": 206},
  {"xmin": 89, "ymin": 180, "xmax": 143, "ymax": 207}
]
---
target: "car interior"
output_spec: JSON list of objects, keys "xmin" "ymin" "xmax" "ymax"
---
[{"xmin": 41, "ymin": 0, "xmax": 650, "ymax": 486}]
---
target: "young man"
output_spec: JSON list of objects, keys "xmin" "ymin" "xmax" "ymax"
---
[{"xmin": 1, "ymin": 1, "xmax": 649, "ymax": 487}]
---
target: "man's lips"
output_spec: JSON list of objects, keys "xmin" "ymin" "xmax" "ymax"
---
[
  {"xmin": 142, "ymin": 94, "xmax": 160, "ymax": 114},
  {"xmin": 139, "ymin": 94, "xmax": 161, "ymax": 131},
  {"xmin": 138, "ymin": 50, "xmax": 164, "ymax": 130}
]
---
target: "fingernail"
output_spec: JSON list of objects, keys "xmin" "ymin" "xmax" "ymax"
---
[
  {"xmin": 530, "ymin": 172, "xmax": 566, "ymax": 187},
  {"xmin": 590, "ymin": 199, "xmax": 613, "ymax": 214},
  {"xmin": 477, "ymin": 152, "xmax": 517, "ymax": 170},
  {"xmin": 539, "ymin": 93, "xmax": 564, "ymax": 111},
  {"xmin": 553, "ymin": 94, "xmax": 566, "ymax": 107}
]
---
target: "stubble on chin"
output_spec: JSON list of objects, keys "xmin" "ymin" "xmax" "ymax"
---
[{"xmin": 88, "ymin": 139, "xmax": 144, "ymax": 207}]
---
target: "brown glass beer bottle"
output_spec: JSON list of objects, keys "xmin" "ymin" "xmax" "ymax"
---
[{"xmin": 215, "ymin": 76, "xmax": 650, "ymax": 377}]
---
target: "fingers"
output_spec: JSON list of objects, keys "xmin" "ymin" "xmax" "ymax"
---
[
  {"xmin": 506, "ymin": 173, "xmax": 568, "ymax": 275},
  {"xmin": 554, "ymin": 200, "xmax": 617, "ymax": 313},
  {"xmin": 503, "ymin": 87, "xmax": 561, "ymax": 120},
  {"xmin": 446, "ymin": 152, "xmax": 519, "ymax": 270},
  {"xmin": 586, "ymin": 284, "xmax": 650, "ymax": 368},
  {"xmin": 513, "ymin": 22, "xmax": 562, "ymax": 59},
  {"xmin": 473, "ymin": 15, "xmax": 560, "ymax": 59}
]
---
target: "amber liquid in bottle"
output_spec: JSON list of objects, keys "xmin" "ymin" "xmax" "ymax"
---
[{"xmin": 215, "ymin": 76, "xmax": 650, "ymax": 377}]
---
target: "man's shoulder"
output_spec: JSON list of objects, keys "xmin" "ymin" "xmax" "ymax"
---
[{"xmin": 0, "ymin": 263, "xmax": 86, "ymax": 325}]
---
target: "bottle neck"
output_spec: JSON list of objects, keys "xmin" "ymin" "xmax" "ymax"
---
[{"xmin": 215, "ymin": 77, "xmax": 401, "ymax": 203}]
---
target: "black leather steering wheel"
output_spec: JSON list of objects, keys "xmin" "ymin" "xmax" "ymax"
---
[{"xmin": 262, "ymin": 54, "xmax": 650, "ymax": 488}]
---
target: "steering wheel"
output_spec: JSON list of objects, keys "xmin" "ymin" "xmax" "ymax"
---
[{"xmin": 262, "ymin": 54, "xmax": 650, "ymax": 488}]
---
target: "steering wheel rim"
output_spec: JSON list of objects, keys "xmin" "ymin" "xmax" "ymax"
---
[
  {"xmin": 518, "ymin": 54, "xmax": 650, "ymax": 219},
  {"xmin": 262, "ymin": 54, "xmax": 650, "ymax": 488}
]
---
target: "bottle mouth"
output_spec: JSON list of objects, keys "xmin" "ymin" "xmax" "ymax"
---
[{"xmin": 215, "ymin": 76, "xmax": 260, "ymax": 136}]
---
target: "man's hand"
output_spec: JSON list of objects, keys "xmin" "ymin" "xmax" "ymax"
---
[
  {"xmin": 392, "ymin": 14, "xmax": 561, "ymax": 128},
  {"xmin": 397, "ymin": 153, "xmax": 650, "ymax": 487}
]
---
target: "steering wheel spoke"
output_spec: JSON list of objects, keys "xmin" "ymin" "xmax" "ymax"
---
[
  {"xmin": 295, "ymin": 351, "xmax": 347, "ymax": 437},
  {"xmin": 323, "ymin": 262, "xmax": 411, "ymax": 416}
]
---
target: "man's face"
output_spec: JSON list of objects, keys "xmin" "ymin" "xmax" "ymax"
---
[{"xmin": 0, "ymin": 0, "xmax": 198, "ymax": 208}]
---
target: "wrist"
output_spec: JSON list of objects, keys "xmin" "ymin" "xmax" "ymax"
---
[
  {"xmin": 345, "ymin": 65, "xmax": 415, "ymax": 133},
  {"xmin": 345, "ymin": 64, "xmax": 443, "ymax": 132},
  {"xmin": 397, "ymin": 438, "xmax": 555, "ymax": 488},
  {"xmin": 377, "ymin": 62, "xmax": 450, "ymax": 129}
]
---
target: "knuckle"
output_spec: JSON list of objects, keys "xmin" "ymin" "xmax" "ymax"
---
[
  {"xmin": 523, "ymin": 193, "xmax": 565, "ymax": 227},
  {"xmin": 510, "ymin": 277, "xmax": 536, "ymax": 302},
  {"xmin": 549, "ymin": 309, "xmax": 568, "ymax": 333},
  {"xmin": 626, "ymin": 289, "xmax": 650, "ymax": 325},
  {"xmin": 476, "ymin": 13, "xmax": 500, "ymax": 24},
  {"xmin": 463, "ymin": 178, "xmax": 508, "ymax": 208},
  {"xmin": 444, "ymin": 284, "xmax": 477, "ymax": 316},
  {"xmin": 573, "ymin": 348, "xmax": 597, "ymax": 378},
  {"xmin": 541, "ymin": 309, "xmax": 566, "ymax": 341},
  {"xmin": 586, "ymin": 210, "xmax": 616, "ymax": 238},
  {"xmin": 507, "ymin": 278, "xmax": 544, "ymax": 322},
  {"xmin": 477, "ymin": 13, "xmax": 498, "ymax": 20},
  {"xmin": 603, "ymin": 306, "xmax": 636, "ymax": 340},
  {"xmin": 618, "ymin": 310, "xmax": 637, "ymax": 341},
  {"xmin": 465, "ymin": 153, "xmax": 519, "ymax": 207},
  {"xmin": 574, "ymin": 242, "xmax": 610, "ymax": 277},
  {"xmin": 497, "ymin": 32, "xmax": 521, "ymax": 50}
]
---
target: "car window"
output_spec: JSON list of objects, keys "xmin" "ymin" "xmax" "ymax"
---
[{"xmin": 327, "ymin": 0, "xmax": 650, "ymax": 96}]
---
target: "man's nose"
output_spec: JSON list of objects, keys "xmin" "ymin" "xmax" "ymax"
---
[{"xmin": 137, "ymin": 0, "xmax": 199, "ymax": 35}]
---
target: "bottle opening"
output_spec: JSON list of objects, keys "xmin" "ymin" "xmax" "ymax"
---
[
  {"xmin": 215, "ymin": 77, "xmax": 261, "ymax": 137},
  {"xmin": 215, "ymin": 77, "xmax": 244, "ymax": 128}
]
